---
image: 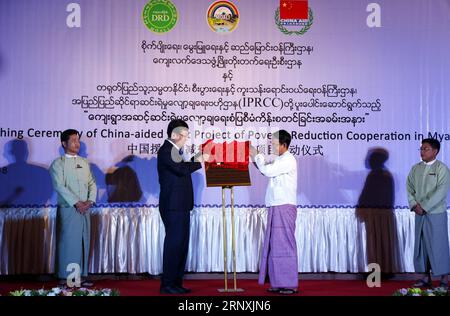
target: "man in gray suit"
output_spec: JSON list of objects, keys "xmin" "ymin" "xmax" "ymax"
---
[
  {"xmin": 50, "ymin": 129, "xmax": 97, "ymax": 287},
  {"xmin": 407, "ymin": 138, "xmax": 449, "ymax": 289}
]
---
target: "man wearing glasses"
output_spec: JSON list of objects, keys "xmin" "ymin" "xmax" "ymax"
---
[
  {"xmin": 407, "ymin": 138, "xmax": 450, "ymax": 289},
  {"xmin": 157, "ymin": 119, "xmax": 208, "ymax": 294}
]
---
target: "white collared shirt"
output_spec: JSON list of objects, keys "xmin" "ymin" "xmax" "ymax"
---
[
  {"xmin": 423, "ymin": 159, "xmax": 436, "ymax": 166},
  {"xmin": 65, "ymin": 153, "xmax": 77, "ymax": 158},
  {"xmin": 167, "ymin": 139, "xmax": 180, "ymax": 151},
  {"xmin": 167, "ymin": 139, "xmax": 189, "ymax": 162},
  {"xmin": 255, "ymin": 151, "xmax": 297, "ymax": 207}
]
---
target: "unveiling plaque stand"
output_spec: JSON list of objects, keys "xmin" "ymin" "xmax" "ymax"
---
[{"xmin": 205, "ymin": 164, "xmax": 251, "ymax": 293}]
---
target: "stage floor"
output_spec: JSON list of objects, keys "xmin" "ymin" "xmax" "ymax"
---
[{"xmin": 0, "ymin": 273, "xmax": 437, "ymax": 296}]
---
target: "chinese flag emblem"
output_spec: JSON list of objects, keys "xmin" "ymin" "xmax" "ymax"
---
[{"xmin": 280, "ymin": 0, "xmax": 308, "ymax": 19}]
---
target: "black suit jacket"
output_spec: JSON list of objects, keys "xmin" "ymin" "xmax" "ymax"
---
[{"xmin": 157, "ymin": 140, "xmax": 202, "ymax": 212}]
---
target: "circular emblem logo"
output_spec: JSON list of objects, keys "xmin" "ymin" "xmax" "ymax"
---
[
  {"xmin": 207, "ymin": 1, "xmax": 239, "ymax": 34},
  {"xmin": 143, "ymin": 0, "xmax": 177, "ymax": 34}
]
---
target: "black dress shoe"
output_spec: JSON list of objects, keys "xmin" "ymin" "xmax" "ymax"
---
[
  {"xmin": 160, "ymin": 286, "xmax": 182, "ymax": 294},
  {"xmin": 80, "ymin": 280, "xmax": 94, "ymax": 287},
  {"xmin": 175, "ymin": 286, "xmax": 191, "ymax": 294}
]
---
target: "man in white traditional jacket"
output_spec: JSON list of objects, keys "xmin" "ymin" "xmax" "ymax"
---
[
  {"xmin": 407, "ymin": 138, "xmax": 450, "ymax": 289},
  {"xmin": 251, "ymin": 130, "xmax": 299, "ymax": 294},
  {"xmin": 50, "ymin": 129, "xmax": 97, "ymax": 287}
]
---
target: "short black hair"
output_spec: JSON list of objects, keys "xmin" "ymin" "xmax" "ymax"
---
[
  {"xmin": 422, "ymin": 138, "xmax": 440, "ymax": 154},
  {"xmin": 61, "ymin": 129, "xmax": 80, "ymax": 143},
  {"xmin": 273, "ymin": 130, "xmax": 292, "ymax": 148},
  {"xmin": 167, "ymin": 119, "xmax": 189, "ymax": 137}
]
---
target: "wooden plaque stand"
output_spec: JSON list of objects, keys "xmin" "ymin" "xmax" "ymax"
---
[{"xmin": 205, "ymin": 165, "xmax": 251, "ymax": 293}]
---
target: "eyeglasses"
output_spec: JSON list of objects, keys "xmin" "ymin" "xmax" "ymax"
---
[{"xmin": 419, "ymin": 147, "xmax": 432, "ymax": 152}]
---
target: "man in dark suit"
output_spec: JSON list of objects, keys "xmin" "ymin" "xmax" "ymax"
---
[{"xmin": 157, "ymin": 119, "xmax": 207, "ymax": 294}]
